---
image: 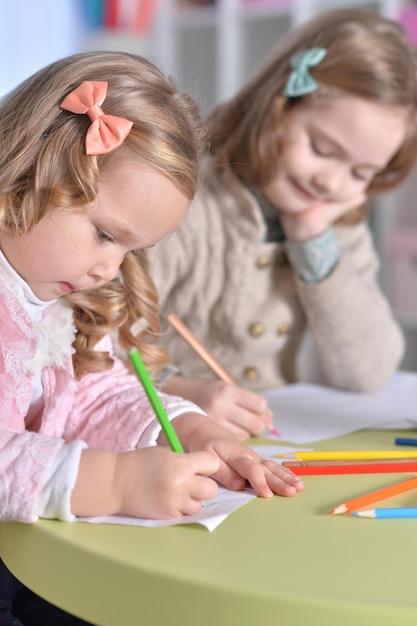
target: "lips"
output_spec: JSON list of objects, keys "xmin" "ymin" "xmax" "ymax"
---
[
  {"xmin": 59, "ymin": 282, "xmax": 75, "ymax": 294},
  {"xmin": 291, "ymin": 179, "xmax": 320, "ymax": 202},
  {"xmin": 65, "ymin": 280, "xmax": 102, "ymax": 293}
]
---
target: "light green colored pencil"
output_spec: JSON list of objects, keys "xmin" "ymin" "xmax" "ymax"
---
[{"xmin": 128, "ymin": 347, "xmax": 184, "ymax": 453}]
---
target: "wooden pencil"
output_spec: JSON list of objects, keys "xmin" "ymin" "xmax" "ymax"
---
[
  {"xmin": 353, "ymin": 507, "xmax": 417, "ymax": 519},
  {"xmin": 329, "ymin": 475, "xmax": 417, "ymax": 515},
  {"xmin": 166, "ymin": 312, "xmax": 279, "ymax": 435},
  {"xmin": 166, "ymin": 313, "xmax": 236, "ymax": 384},
  {"xmin": 128, "ymin": 347, "xmax": 184, "ymax": 453},
  {"xmin": 282, "ymin": 462, "xmax": 417, "ymax": 476},
  {"xmin": 283, "ymin": 458, "xmax": 417, "ymax": 467},
  {"xmin": 277, "ymin": 450, "xmax": 417, "ymax": 461}
]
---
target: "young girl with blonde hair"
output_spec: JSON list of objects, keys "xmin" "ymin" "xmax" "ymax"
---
[
  {"xmin": 150, "ymin": 8, "xmax": 417, "ymax": 440},
  {"xmin": 0, "ymin": 51, "xmax": 302, "ymax": 625}
]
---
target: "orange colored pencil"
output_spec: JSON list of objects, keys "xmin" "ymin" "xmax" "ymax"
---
[
  {"xmin": 167, "ymin": 313, "xmax": 236, "ymax": 384},
  {"xmin": 166, "ymin": 313, "xmax": 279, "ymax": 435},
  {"xmin": 329, "ymin": 475, "xmax": 417, "ymax": 515}
]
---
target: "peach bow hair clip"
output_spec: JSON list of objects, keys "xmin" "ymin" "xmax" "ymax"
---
[{"xmin": 60, "ymin": 81, "xmax": 133, "ymax": 155}]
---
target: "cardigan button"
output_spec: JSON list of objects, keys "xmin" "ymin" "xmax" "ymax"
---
[
  {"xmin": 243, "ymin": 366, "xmax": 260, "ymax": 381},
  {"xmin": 277, "ymin": 322, "xmax": 290, "ymax": 336},
  {"xmin": 248, "ymin": 322, "xmax": 265, "ymax": 337},
  {"xmin": 256, "ymin": 254, "xmax": 272, "ymax": 269}
]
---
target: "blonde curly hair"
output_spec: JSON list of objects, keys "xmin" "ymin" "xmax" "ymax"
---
[{"xmin": 0, "ymin": 51, "xmax": 203, "ymax": 379}]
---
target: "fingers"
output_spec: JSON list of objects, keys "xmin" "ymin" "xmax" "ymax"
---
[
  {"xmin": 220, "ymin": 409, "xmax": 266, "ymax": 438},
  {"xmin": 215, "ymin": 388, "xmax": 272, "ymax": 437},
  {"xmin": 279, "ymin": 194, "xmax": 366, "ymax": 240},
  {"xmin": 214, "ymin": 454, "xmax": 304, "ymax": 498},
  {"xmin": 323, "ymin": 196, "xmax": 366, "ymax": 224},
  {"xmin": 232, "ymin": 407, "xmax": 273, "ymax": 437},
  {"xmin": 220, "ymin": 408, "xmax": 276, "ymax": 440},
  {"xmin": 191, "ymin": 475, "xmax": 219, "ymax": 502},
  {"xmin": 249, "ymin": 461, "xmax": 305, "ymax": 498},
  {"xmin": 177, "ymin": 378, "xmax": 271, "ymax": 438},
  {"xmin": 163, "ymin": 452, "xmax": 220, "ymax": 517},
  {"xmin": 213, "ymin": 463, "xmax": 247, "ymax": 492},
  {"xmin": 180, "ymin": 486, "xmax": 219, "ymax": 517},
  {"xmin": 184, "ymin": 450, "xmax": 221, "ymax": 512},
  {"xmin": 235, "ymin": 387, "xmax": 270, "ymax": 415}
]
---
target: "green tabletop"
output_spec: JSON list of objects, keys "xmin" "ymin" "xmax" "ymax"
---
[{"xmin": 2, "ymin": 429, "xmax": 417, "ymax": 626}]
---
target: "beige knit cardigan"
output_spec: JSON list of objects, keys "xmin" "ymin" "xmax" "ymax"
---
[{"xmin": 149, "ymin": 162, "xmax": 404, "ymax": 393}]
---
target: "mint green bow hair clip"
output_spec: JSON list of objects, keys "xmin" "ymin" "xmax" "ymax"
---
[{"xmin": 282, "ymin": 47, "xmax": 327, "ymax": 97}]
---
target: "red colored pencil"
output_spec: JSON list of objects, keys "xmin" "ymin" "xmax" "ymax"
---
[{"xmin": 282, "ymin": 462, "xmax": 417, "ymax": 475}]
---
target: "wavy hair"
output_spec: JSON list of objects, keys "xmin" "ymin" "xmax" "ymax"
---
[
  {"xmin": 0, "ymin": 51, "xmax": 203, "ymax": 379},
  {"xmin": 207, "ymin": 9, "xmax": 417, "ymax": 202}
]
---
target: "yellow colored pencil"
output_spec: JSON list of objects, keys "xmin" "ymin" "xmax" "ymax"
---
[{"xmin": 276, "ymin": 450, "xmax": 417, "ymax": 461}]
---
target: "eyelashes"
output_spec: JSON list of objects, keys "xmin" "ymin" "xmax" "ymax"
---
[
  {"xmin": 310, "ymin": 140, "xmax": 375, "ymax": 183},
  {"xmin": 310, "ymin": 139, "xmax": 331, "ymax": 157},
  {"xmin": 96, "ymin": 228, "xmax": 114, "ymax": 243}
]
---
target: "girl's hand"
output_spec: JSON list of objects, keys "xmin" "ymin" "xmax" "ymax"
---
[
  {"xmin": 117, "ymin": 447, "xmax": 220, "ymax": 518},
  {"xmin": 162, "ymin": 375, "xmax": 272, "ymax": 440},
  {"xmin": 279, "ymin": 192, "xmax": 366, "ymax": 241},
  {"xmin": 72, "ymin": 446, "xmax": 220, "ymax": 519},
  {"xmin": 173, "ymin": 415, "xmax": 304, "ymax": 498}
]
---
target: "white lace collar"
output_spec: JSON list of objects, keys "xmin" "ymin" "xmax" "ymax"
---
[{"xmin": 0, "ymin": 250, "xmax": 76, "ymax": 375}]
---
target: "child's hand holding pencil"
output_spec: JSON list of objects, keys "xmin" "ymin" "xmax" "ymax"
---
[
  {"xmin": 127, "ymin": 346, "xmax": 303, "ymax": 515},
  {"xmin": 162, "ymin": 375, "xmax": 275, "ymax": 440},
  {"xmin": 164, "ymin": 313, "xmax": 279, "ymax": 440}
]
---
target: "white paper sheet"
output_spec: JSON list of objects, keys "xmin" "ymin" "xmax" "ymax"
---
[
  {"xmin": 78, "ymin": 488, "xmax": 256, "ymax": 532},
  {"xmin": 261, "ymin": 371, "xmax": 417, "ymax": 445}
]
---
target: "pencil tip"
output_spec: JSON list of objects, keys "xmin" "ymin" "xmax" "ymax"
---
[{"xmin": 329, "ymin": 505, "xmax": 347, "ymax": 515}]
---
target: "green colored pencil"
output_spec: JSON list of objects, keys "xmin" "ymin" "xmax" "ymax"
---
[{"xmin": 128, "ymin": 347, "xmax": 184, "ymax": 453}]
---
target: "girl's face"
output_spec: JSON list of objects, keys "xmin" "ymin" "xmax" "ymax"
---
[
  {"xmin": 0, "ymin": 161, "xmax": 189, "ymax": 301},
  {"xmin": 263, "ymin": 94, "xmax": 409, "ymax": 214}
]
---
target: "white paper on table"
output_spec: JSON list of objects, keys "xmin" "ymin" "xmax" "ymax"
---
[
  {"xmin": 261, "ymin": 371, "xmax": 417, "ymax": 445},
  {"xmin": 78, "ymin": 487, "xmax": 255, "ymax": 532},
  {"xmin": 77, "ymin": 446, "xmax": 303, "ymax": 531}
]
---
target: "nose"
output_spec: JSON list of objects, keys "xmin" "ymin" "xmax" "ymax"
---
[
  {"xmin": 88, "ymin": 253, "xmax": 122, "ymax": 283},
  {"xmin": 311, "ymin": 164, "xmax": 347, "ymax": 196}
]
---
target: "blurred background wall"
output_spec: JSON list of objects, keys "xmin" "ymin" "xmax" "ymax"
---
[{"xmin": 1, "ymin": 0, "xmax": 417, "ymax": 370}]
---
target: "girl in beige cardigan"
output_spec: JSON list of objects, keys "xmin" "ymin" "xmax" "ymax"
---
[{"xmin": 150, "ymin": 9, "xmax": 417, "ymax": 440}]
